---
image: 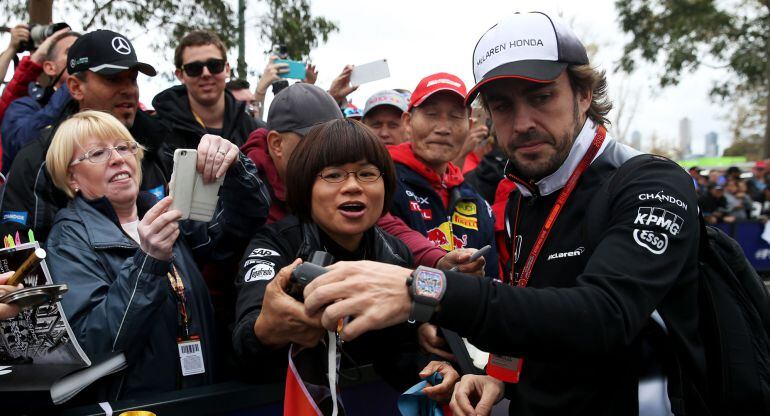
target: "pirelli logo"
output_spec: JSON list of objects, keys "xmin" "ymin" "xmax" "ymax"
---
[{"xmin": 452, "ymin": 212, "xmax": 478, "ymax": 230}]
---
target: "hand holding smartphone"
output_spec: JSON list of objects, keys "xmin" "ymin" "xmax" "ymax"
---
[{"xmin": 170, "ymin": 149, "xmax": 223, "ymax": 222}]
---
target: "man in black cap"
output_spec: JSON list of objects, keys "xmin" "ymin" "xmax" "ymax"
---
[
  {"xmin": 301, "ymin": 11, "xmax": 706, "ymax": 416},
  {"xmin": 0, "ymin": 29, "xmax": 168, "ymax": 242},
  {"xmin": 152, "ymin": 30, "xmax": 264, "ymax": 178}
]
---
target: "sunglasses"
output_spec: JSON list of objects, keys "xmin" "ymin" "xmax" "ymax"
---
[{"xmin": 180, "ymin": 58, "xmax": 226, "ymax": 77}]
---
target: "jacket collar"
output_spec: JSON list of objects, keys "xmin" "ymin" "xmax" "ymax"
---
[
  {"xmin": 241, "ymin": 128, "xmax": 285, "ymax": 202},
  {"xmin": 152, "ymin": 84, "xmax": 245, "ymax": 138},
  {"xmin": 505, "ymin": 119, "xmax": 612, "ymax": 197},
  {"xmin": 73, "ymin": 192, "xmax": 158, "ymax": 248},
  {"xmin": 297, "ymin": 220, "xmax": 408, "ymax": 266},
  {"xmin": 389, "ymin": 142, "xmax": 464, "ymax": 189}
]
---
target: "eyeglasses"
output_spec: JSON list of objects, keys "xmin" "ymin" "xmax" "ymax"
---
[
  {"xmin": 318, "ymin": 166, "xmax": 383, "ymax": 183},
  {"xmin": 70, "ymin": 141, "xmax": 139, "ymax": 166},
  {"xmin": 180, "ymin": 58, "xmax": 226, "ymax": 77}
]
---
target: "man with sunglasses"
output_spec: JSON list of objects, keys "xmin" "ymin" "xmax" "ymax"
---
[
  {"xmin": 0, "ymin": 29, "xmax": 168, "ymax": 242},
  {"xmin": 153, "ymin": 30, "xmax": 261, "ymax": 178}
]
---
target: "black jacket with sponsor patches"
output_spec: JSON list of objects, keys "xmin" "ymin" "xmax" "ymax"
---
[
  {"xmin": 389, "ymin": 143, "xmax": 500, "ymax": 279},
  {"xmin": 432, "ymin": 121, "xmax": 706, "ymax": 415},
  {"xmin": 232, "ymin": 215, "xmax": 421, "ymax": 387}
]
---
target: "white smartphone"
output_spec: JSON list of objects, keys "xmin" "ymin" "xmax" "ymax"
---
[
  {"xmin": 350, "ymin": 59, "xmax": 390, "ymax": 86},
  {"xmin": 169, "ymin": 149, "xmax": 224, "ymax": 222}
]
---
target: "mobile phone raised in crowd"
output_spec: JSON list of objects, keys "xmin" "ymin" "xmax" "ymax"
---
[
  {"xmin": 169, "ymin": 149, "xmax": 223, "ymax": 222},
  {"xmin": 275, "ymin": 59, "xmax": 307, "ymax": 80},
  {"xmin": 350, "ymin": 59, "xmax": 390, "ymax": 86},
  {"xmin": 449, "ymin": 244, "xmax": 492, "ymax": 271}
]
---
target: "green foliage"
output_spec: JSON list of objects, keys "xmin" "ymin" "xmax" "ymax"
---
[
  {"xmin": 260, "ymin": 0, "xmax": 338, "ymax": 60},
  {"xmin": 616, "ymin": 0, "xmax": 769, "ymax": 156},
  {"xmin": 616, "ymin": 0, "xmax": 767, "ymax": 96},
  {"xmin": 0, "ymin": 0, "xmax": 237, "ymax": 53}
]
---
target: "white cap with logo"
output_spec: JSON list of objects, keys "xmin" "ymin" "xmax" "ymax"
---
[{"xmin": 465, "ymin": 11, "xmax": 588, "ymax": 105}]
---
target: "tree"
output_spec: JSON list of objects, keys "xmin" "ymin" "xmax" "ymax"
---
[
  {"xmin": 616, "ymin": 0, "xmax": 769, "ymax": 156},
  {"xmin": 1, "ymin": 0, "xmax": 237, "ymax": 52},
  {"xmin": 2, "ymin": 0, "xmax": 338, "ymax": 78},
  {"xmin": 723, "ymin": 95, "xmax": 765, "ymax": 158},
  {"xmin": 259, "ymin": 0, "xmax": 338, "ymax": 61}
]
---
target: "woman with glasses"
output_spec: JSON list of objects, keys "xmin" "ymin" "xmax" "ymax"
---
[
  {"xmin": 43, "ymin": 110, "xmax": 269, "ymax": 398},
  {"xmin": 234, "ymin": 119, "xmax": 423, "ymax": 391}
]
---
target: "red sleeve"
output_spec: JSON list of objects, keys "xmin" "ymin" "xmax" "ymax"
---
[
  {"xmin": 377, "ymin": 213, "xmax": 445, "ymax": 267},
  {"xmin": 0, "ymin": 55, "xmax": 43, "ymax": 122}
]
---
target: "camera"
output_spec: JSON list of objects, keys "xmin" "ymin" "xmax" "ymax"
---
[
  {"xmin": 18, "ymin": 22, "xmax": 70, "ymax": 53},
  {"xmin": 286, "ymin": 251, "xmax": 333, "ymax": 301},
  {"xmin": 270, "ymin": 44, "xmax": 290, "ymax": 95}
]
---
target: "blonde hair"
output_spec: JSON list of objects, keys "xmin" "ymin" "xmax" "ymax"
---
[{"xmin": 46, "ymin": 110, "xmax": 145, "ymax": 198}]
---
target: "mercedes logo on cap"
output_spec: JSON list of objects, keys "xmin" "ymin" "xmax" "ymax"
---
[
  {"xmin": 112, "ymin": 37, "xmax": 131, "ymax": 55},
  {"xmin": 70, "ymin": 59, "xmax": 75, "ymax": 68}
]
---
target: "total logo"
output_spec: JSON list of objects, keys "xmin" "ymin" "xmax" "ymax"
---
[{"xmin": 426, "ymin": 222, "xmax": 467, "ymax": 251}]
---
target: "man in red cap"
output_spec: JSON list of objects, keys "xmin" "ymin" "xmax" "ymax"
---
[{"xmin": 389, "ymin": 72, "xmax": 499, "ymax": 280}]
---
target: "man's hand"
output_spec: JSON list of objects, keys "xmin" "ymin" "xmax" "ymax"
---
[
  {"xmin": 30, "ymin": 27, "xmax": 70, "ymax": 64},
  {"xmin": 7, "ymin": 24, "xmax": 29, "ymax": 53},
  {"xmin": 418, "ymin": 323, "xmax": 455, "ymax": 361},
  {"xmin": 255, "ymin": 55, "xmax": 289, "ymax": 96},
  {"xmin": 303, "ymin": 260, "xmax": 412, "ymax": 341},
  {"xmin": 450, "ymin": 375, "xmax": 505, "ymax": 416},
  {"xmin": 254, "ymin": 259, "xmax": 325, "ymax": 348},
  {"xmin": 196, "ymin": 134, "xmax": 239, "ymax": 183},
  {"xmin": 138, "ymin": 197, "xmax": 181, "ymax": 261},
  {"xmin": 455, "ymin": 118, "xmax": 490, "ymax": 165},
  {"xmin": 436, "ymin": 248, "xmax": 486, "ymax": 277},
  {"xmin": 0, "ymin": 271, "xmax": 21, "ymax": 320},
  {"xmin": 420, "ymin": 360, "xmax": 460, "ymax": 403},
  {"xmin": 328, "ymin": 65, "xmax": 358, "ymax": 104},
  {"xmin": 303, "ymin": 63, "xmax": 318, "ymax": 85}
]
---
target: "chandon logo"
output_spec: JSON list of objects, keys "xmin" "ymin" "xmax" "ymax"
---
[{"xmin": 547, "ymin": 247, "xmax": 585, "ymax": 261}]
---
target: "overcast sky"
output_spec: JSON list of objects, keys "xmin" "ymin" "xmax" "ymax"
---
[{"xmin": 3, "ymin": 0, "xmax": 734, "ymax": 155}]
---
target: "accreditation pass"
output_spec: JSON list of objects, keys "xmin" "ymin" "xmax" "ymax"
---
[{"xmin": 177, "ymin": 338, "xmax": 205, "ymax": 376}]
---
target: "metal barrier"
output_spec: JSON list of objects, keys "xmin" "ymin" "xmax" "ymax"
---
[{"xmin": 59, "ymin": 365, "xmax": 402, "ymax": 416}]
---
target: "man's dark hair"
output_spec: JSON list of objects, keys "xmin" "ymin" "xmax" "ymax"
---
[
  {"xmin": 478, "ymin": 65, "xmax": 613, "ymax": 127},
  {"xmin": 174, "ymin": 30, "xmax": 227, "ymax": 69},
  {"xmin": 226, "ymin": 79, "xmax": 250, "ymax": 91},
  {"xmin": 286, "ymin": 118, "xmax": 396, "ymax": 221},
  {"xmin": 45, "ymin": 32, "xmax": 81, "ymax": 62},
  {"xmin": 566, "ymin": 64, "xmax": 612, "ymax": 126}
]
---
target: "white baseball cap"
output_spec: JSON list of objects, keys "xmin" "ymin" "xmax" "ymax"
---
[{"xmin": 465, "ymin": 11, "xmax": 588, "ymax": 105}]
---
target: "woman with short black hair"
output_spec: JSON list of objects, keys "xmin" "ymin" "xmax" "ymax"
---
[{"xmin": 233, "ymin": 119, "xmax": 421, "ymax": 390}]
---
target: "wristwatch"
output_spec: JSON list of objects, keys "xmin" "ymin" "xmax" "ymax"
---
[{"xmin": 406, "ymin": 266, "xmax": 446, "ymax": 322}]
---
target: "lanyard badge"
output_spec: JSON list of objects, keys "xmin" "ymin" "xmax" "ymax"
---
[
  {"xmin": 488, "ymin": 126, "xmax": 607, "ymax": 384},
  {"xmin": 168, "ymin": 265, "xmax": 206, "ymax": 377}
]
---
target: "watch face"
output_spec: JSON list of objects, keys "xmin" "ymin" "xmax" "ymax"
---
[{"xmin": 415, "ymin": 269, "xmax": 444, "ymax": 300}]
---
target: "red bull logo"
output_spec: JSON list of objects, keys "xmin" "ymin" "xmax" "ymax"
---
[
  {"xmin": 427, "ymin": 227, "xmax": 450, "ymax": 249},
  {"xmin": 453, "ymin": 234, "xmax": 467, "ymax": 249},
  {"xmin": 427, "ymin": 222, "xmax": 467, "ymax": 251}
]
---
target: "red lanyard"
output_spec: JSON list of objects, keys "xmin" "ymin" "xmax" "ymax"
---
[{"xmin": 510, "ymin": 125, "xmax": 606, "ymax": 287}]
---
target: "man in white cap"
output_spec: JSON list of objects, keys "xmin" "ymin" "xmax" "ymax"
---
[
  {"xmin": 301, "ymin": 11, "xmax": 707, "ymax": 416},
  {"xmin": 361, "ymin": 89, "xmax": 408, "ymax": 145}
]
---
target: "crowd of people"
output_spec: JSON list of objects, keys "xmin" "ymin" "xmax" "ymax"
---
[
  {"xmin": 692, "ymin": 163, "xmax": 770, "ymax": 224},
  {"xmin": 0, "ymin": 10, "xmax": 763, "ymax": 416}
]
